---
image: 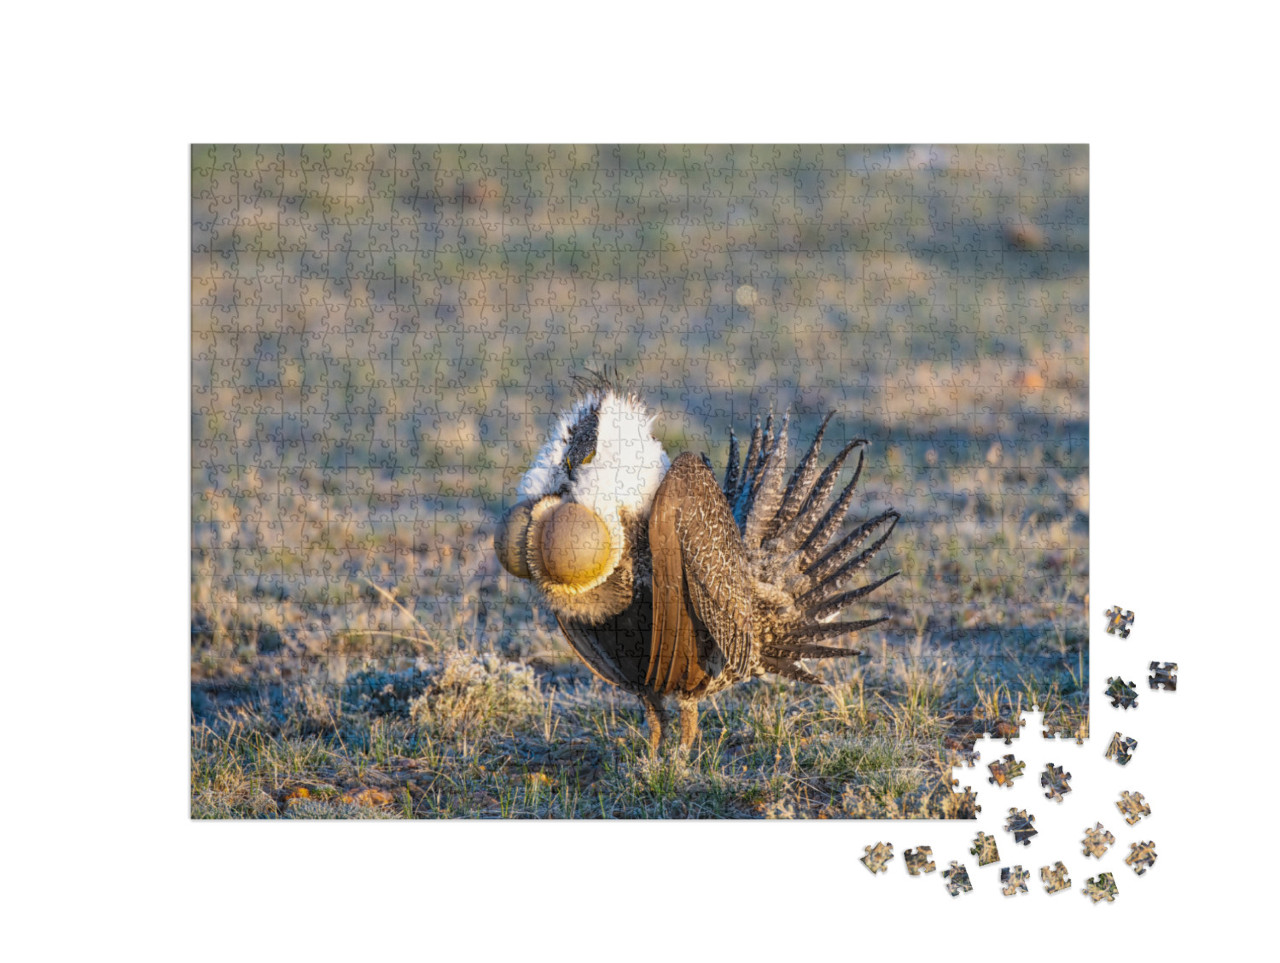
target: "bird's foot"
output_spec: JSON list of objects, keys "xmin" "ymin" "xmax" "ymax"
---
[
  {"xmin": 640, "ymin": 694, "xmax": 668, "ymax": 759},
  {"xmin": 677, "ymin": 700, "xmax": 699, "ymax": 754}
]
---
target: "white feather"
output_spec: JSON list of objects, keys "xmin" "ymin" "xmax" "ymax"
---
[{"xmin": 516, "ymin": 390, "xmax": 669, "ymax": 561}]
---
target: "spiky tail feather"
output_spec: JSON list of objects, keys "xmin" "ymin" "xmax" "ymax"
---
[{"xmin": 721, "ymin": 410, "xmax": 899, "ymax": 679}]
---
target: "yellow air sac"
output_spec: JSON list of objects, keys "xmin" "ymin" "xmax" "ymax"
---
[
  {"xmin": 539, "ymin": 501, "xmax": 612, "ymax": 587},
  {"xmin": 495, "ymin": 500, "xmax": 535, "ymax": 578}
]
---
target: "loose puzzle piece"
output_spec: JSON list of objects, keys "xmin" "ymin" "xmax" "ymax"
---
[
  {"xmin": 970, "ymin": 831, "xmax": 1000, "ymax": 866},
  {"xmin": 1001, "ymin": 866, "xmax": 1030, "ymax": 896},
  {"xmin": 1082, "ymin": 822, "xmax": 1116, "ymax": 858},
  {"xmin": 1116, "ymin": 791, "xmax": 1151, "ymax": 825},
  {"xmin": 988, "ymin": 754, "xmax": 1027, "ymax": 788},
  {"xmin": 943, "ymin": 861, "xmax": 972, "ymax": 897},
  {"xmin": 1041, "ymin": 861, "xmax": 1071, "ymax": 894},
  {"xmin": 1125, "ymin": 841, "xmax": 1157, "ymax": 875},
  {"xmin": 1084, "ymin": 872, "xmax": 1119, "ymax": 903},
  {"xmin": 1041, "ymin": 763, "xmax": 1072, "ymax": 802},
  {"xmin": 1148, "ymin": 662, "xmax": 1178, "ymax": 691},
  {"xmin": 861, "ymin": 842, "xmax": 894, "ymax": 874},
  {"xmin": 1004, "ymin": 808, "xmax": 1038, "ymax": 846},
  {"xmin": 1105, "ymin": 606, "xmax": 1134, "ymax": 637},
  {"xmin": 904, "ymin": 847, "xmax": 936, "ymax": 876},
  {"xmin": 1105, "ymin": 732, "xmax": 1138, "ymax": 766},
  {"xmin": 1106, "ymin": 676, "xmax": 1139, "ymax": 709}
]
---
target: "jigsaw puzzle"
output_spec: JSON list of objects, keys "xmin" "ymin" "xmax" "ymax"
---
[
  {"xmin": 1105, "ymin": 607, "xmax": 1134, "ymax": 637},
  {"xmin": 1125, "ymin": 841, "xmax": 1157, "ymax": 875},
  {"xmin": 1116, "ymin": 791, "xmax": 1152, "ymax": 825},
  {"xmin": 1148, "ymin": 662, "xmax": 1178, "ymax": 690},
  {"xmin": 861, "ymin": 842, "xmax": 894, "ymax": 874},
  {"xmin": 1041, "ymin": 862, "xmax": 1071, "ymax": 894},
  {"xmin": 190, "ymin": 144, "xmax": 1089, "ymax": 819},
  {"xmin": 1082, "ymin": 823, "xmax": 1116, "ymax": 858},
  {"xmin": 1106, "ymin": 676, "xmax": 1140, "ymax": 710},
  {"xmin": 1000, "ymin": 866, "xmax": 1030, "ymax": 896},
  {"xmin": 988, "ymin": 754, "xmax": 1027, "ymax": 788},
  {"xmin": 1105, "ymin": 732, "xmax": 1138, "ymax": 766},
  {"xmin": 904, "ymin": 848, "xmax": 937, "ymax": 876},
  {"xmin": 943, "ymin": 862, "xmax": 973, "ymax": 898},
  {"xmin": 1004, "ymin": 809, "xmax": 1039, "ymax": 846},
  {"xmin": 970, "ymin": 831, "xmax": 1000, "ymax": 866},
  {"xmin": 1041, "ymin": 763, "xmax": 1073, "ymax": 802},
  {"xmin": 1084, "ymin": 872, "xmax": 1119, "ymax": 903}
]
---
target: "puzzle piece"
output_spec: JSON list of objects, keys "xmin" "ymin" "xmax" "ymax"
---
[
  {"xmin": 1148, "ymin": 662, "xmax": 1178, "ymax": 691},
  {"xmin": 1116, "ymin": 791, "xmax": 1151, "ymax": 825},
  {"xmin": 993, "ymin": 716, "xmax": 1027, "ymax": 745},
  {"xmin": 1042, "ymin": 718, "xmax": 1088, "ymax": 744},
  {"xmin": 1041, "ymin": 861, "xmax": 1071, "ymax": 894},
  {"xmin": 943, "ymin": 861, "xmax": 973, "ymax": 897},
  {"xmin": 1082, "ymin": 822, "xmax": 1116, "ymax": 858},
  {"xmin": 988, "ymin": 754, "xmax": 1027, "ymax": 788},
  {"xmin": 1106, "ymin": 676, "xmax": 1139, "ymax": 709},
  {"xmin": 1041, "ymin": 763, "xmax": 1072, "ymax": 802},
  {"xmin": 970, "ymin": 831, "xmax": 1000, "ymax": 866},
  {"xmin": 1105, "ymin": 732, "xmax": 1138, "ymax": 766},
  {"xmin": 1004, "ymin": 808, "xmax": 1038, "ymax": 846},
  {"xmin": 1001, "ymin": 866, "xmax": 1030, "ymax": 896},
  {"xmin": 1084, "ymin": 872, "xmax": 1119, "ymax": 903},
  {"xmin": 1125, "ymin": 841, "xmax": 1157, "ymax": 875},
  {"xmin": 904, "ymin": 847, "xmax": 936, "ymax": 875},
  {"xmin": 861, "ymin": 842, "xmax": 894, "ymax": 874},
  {"xmin": 1105, "ymin": 606, "xmax": 1134, "ymax": 638}
]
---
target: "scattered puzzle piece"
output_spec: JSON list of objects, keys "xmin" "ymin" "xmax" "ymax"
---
[
  {"xmin": 1041, "ymin": 763, "xmax": 1073, "ymax": 802},
  {"xmin": 1106, "ymin": 676, "xmax": 1139, "ymax": 709},
  {"xmin": 971, "ymin": 831, "xmax": 1000, "ymax": 866},
  {"xmin": 1148, "ymin": 662, "xmax": 1178, "ymax": 690},
  {"xmin": 988, "ymin": 754, "xmax": 1027, "ymax": 788},
  {"xmin": 1084, "ymin": 872, "xmax": 1119, "ymax": 903},
  {"xmin": 943, "ymin": 861, "xmax": 973, "ymax": 897},
  {"xmin": 1125, "ymin": 841, "xmax": 1157, "ymax": 875},
  {"xmin": 1105, "ymin": 606, "xmax": 1134, "ymax": 637},
  {"xmin": 1082, "ymin": 822, "xmax": 1116, "ymax": 858},
  {"xmin": 1004, "ymin": 808, "xmax": 1038, "ymax": 846},
  {"xmin": 1001, "ymin": 866, "xmax": 1030, "ymax": 896},
  {"xmin": 1105, "ymin": 732, "xmax": 1138, "ymax": 766},
  {"xmin": 861, "ymin": 842, "xmax": 894, "ymax": 874},
  {"xmin": 904, "ymin": 847, "xmax": 936, "ymax": 875},
  {"xmin": 1116, "ymin": 791, "xmax": 1151, "ymax": 825},
  {"xmin": 1041, "ymin": 861, "xmax": 1071, "ymax": 894}
]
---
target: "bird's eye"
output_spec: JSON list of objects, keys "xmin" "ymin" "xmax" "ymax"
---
[{"xmin": 582, "ymin": 451, "xmax": 595, "ymax": 466}]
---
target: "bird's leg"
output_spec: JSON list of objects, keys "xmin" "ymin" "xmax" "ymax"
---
[
  {"xmin": 678, "ymin": 698, "xmax": 699, "ymax": 753},
  {"xmin": 639, "ymin": 692, "xmax": 667, "ymax": 757}
]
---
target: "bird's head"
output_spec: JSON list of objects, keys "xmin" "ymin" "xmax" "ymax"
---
[{"xmin": 496, "ymin": 375, "xmax": 669, "ymax": 596}]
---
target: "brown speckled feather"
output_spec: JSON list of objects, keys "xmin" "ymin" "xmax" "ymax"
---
[{"xmin": 647, "ymin": 453, "xmax": 754, "ymax": 690}]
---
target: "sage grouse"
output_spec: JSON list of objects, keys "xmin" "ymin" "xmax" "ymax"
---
[{"xmin": 495, "ymin": 373, "xmax": 899, "ymax": 752}]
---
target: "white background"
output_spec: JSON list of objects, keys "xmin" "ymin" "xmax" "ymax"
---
[{"xmin": 4, "ymin": 1, "xmax": 1271, "ymax": 957}]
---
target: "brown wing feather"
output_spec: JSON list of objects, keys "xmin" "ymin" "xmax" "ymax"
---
[{"xmin": 647, "ymin": 453, "xmax": 754, "ymax": 689}]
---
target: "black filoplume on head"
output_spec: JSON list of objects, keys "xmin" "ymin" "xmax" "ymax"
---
[{"xmin": 564, "ymin": 401, "xmax": 600, "ymax": 479}]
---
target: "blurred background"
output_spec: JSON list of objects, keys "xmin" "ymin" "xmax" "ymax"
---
[{"xmin": 191, "ymin": 145, "xmax": 1088, "ymax": 814}]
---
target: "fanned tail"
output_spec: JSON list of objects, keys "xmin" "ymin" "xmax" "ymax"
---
[{"xmin": 721, "ymin": 408, "xmax": 900, "ymax": 681}]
